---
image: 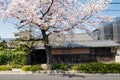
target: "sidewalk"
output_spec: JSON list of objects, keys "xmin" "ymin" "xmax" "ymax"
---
[
  {"xmin": 0, "ymin": 69, "xmax": 80, "ymax": 75},
  {"xmin": 0, "ymin": 69, "xmax": 120, "ymax": 75}
]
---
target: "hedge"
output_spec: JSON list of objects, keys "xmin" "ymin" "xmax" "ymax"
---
[
  {"xmin": 72, "ymin": 62, "xmax": 120, "ymax": 73},
  {"xmin": 22, "ymin": 65, "xmax": 43, "ymax": 71},
  {"xmin": 0, "ymin": 43, "xmax": 30, "ymax": 65},
  {"xmin": 9, "ymin": 51, "xmax": 28, "ymax": 65},
  {"xmin": 11, "ymin": 65, "xmax": 22, "ymax": 68},
  {"xmin": 0, "ymin": 66, "xmax": 12, "ymax": 71},
  {"xmin": 0, "ymin": 49, "xmax": 28, "ymax": 65},
  {"xmin": 52, "ymin": 64, "xmax": 69, "ymax": 70}
]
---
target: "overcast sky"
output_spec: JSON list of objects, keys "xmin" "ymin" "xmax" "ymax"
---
[{"xmin": 0, "ymin": 0, "xmax": 120, "ymax": 38}]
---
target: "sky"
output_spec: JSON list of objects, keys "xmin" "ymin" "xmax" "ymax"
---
[
  {"xmin": 0, "ymin": 0, "xmax": 120, "ymax": 38},
  {"xmin": 102, "ymin": 0, "xmax": 120, "ymax": 16}
]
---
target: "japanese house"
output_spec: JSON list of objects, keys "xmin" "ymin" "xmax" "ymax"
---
[{"xmin": 30, "ymin": 34, "xmax": 120, "ymax": 64}]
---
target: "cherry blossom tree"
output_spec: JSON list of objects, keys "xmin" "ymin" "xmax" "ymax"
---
[{"xmin": 0, "ymin": 0, "xmax": 112, "ymax": 68}]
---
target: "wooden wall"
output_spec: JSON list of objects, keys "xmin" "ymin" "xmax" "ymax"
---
[
  {"xmin": 51, "ymin": 48, "xmax": 90, "ymax": 55},
  {"xmin": 51, "ymin": 47, "xmax": 117, "ymax": 64}
]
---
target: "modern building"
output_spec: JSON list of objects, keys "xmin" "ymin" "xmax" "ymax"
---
[
  {"xmin": 93, "ymin": 17, "xmax": 120, "ymax": 43},
  {"xmin": 113, "ymin": 18, "xmax": 120, "ymax": 42}
]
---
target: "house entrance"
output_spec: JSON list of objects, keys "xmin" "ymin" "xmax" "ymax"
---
[{"xmin": 30, "ymin": 49, "xmax": 47, "ymax": 64}]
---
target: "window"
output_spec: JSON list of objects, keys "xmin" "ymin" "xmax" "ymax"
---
[{"xmin": 91, "ymin": 48, "xmax": 111, "ymax": 56}]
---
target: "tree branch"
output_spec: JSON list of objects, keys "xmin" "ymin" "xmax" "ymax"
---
[
  {"xmin": 41, "ymin": 0, "xmax": 54, "ymax": 19},
  {"xmin": 18, "ymin": 20, "xmax": 28, "ymax": 29},
  {"xmin": 16, "ymin": 38, "xmax": 43, "ymax": 41}
]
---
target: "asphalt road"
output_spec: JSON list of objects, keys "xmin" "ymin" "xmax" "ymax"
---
[{"xmin": 0, "ymin": 73, "xmax": 120, "ymax": 80}]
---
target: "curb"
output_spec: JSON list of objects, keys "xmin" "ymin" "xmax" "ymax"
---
[
  {"xmin": 0, "ymin": 70, "xmax": 79, "ymax": 74},
  {"xmin": 0, "ymin": 70, "xmax": 120, "ymax": 75},
  {"xmin": 0, "ymin": 71, "xmax": 32, "ymax": 74}
]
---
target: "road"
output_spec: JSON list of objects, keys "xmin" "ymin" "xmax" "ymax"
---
[{"xmin": 0, "ymin": 73, "xmax": 120, "ymax": 80}]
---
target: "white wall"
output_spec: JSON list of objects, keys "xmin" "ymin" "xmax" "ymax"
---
[{"xmin": 116, "ymin": 50, "xmax": 120, "ymax": 63}]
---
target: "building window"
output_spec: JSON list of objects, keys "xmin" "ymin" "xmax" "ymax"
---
[{"xmin": 91, "ymin": 48, "xmax": 111, "ymax": 56}]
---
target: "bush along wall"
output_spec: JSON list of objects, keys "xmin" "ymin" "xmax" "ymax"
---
[
  {"xmin": 0, "ymin": 47, "xmax": 29, "ymax": 66},
  {"xmin": 0, "ymin": 42, "xmax": 31, "ymax": 66},
  {"xmin": 22, "ymin": 65, "xmax": 43, "ymax": 71},
  {"xmin": 52, "ymin": 64, "xmax": 69, "ymax": 70},
  {"xmin": 0, "ymin": 50, "xmax": 10, "ymax": 65},
  {"xmin": 72, "ymin": 62, "xmax": 120, "ymax": 73},
  {"xmin": 0, "ymin": 66, "xmax": 12, "ymax": 71},
  {"xmin": 9, "ymin": 51, "xmax": 28, "ymax": 65}
]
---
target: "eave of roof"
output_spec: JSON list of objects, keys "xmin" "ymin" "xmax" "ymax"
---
[{"xmin": 50, "ymin": 40, "xmax": 120, "ymax": 48}]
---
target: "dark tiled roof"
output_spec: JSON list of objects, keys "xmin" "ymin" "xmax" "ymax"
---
[
  {"xmin": 50, "ymin": 40, "xmax": 120, "ymax": 48},
  {"xmin": 28, "ymin": 34, "xmax": 120, "ymax": 49},
  {"xmin": 17, "ymin": 40, "xmax": 120, "ymax": 49}
]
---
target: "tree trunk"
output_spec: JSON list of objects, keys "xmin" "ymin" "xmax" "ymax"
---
[
  {"xmin": 41, "ymin": 30, "xmax": 52, "ymax": 69},
  {"xmin": 45, "ymin": 45, "xmax": 52, "ymax": 69}
]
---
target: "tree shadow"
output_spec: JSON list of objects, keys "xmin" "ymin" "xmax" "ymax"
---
[
  {"xmin": 47, "ymin": 71, "xmax": 85, "ymax": 78},
  {"xmin": 60, "ymin": 73, "xmax": 85, "ymax": 78}
]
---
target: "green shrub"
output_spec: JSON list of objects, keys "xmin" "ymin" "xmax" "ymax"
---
[
  {"xmin": 22, "ymin": 65, "xmax": 43, "ymax": 71},
  {"xmin": 9, "ymin": 51, "xmax": 28, "ymax": 65},
  {"xmin": 0, "ymin": 66, "xmax": 12, "ymax": 71},
  {"xmin": 72, "ymin": 62, "xmax": 120, "ymax": 73},
  {"xmin": 52, "ymin": 64, "xmax": 68, "ymax": 70},
  {"xmin": 0, "ymin": 48, "xmax": 28, "ymax": 65},
  {"xmin": 0, "ymin": 42, "xmax": 30, "ymax": 65},
  {"xmin": 11, "ymin": 65, "xmax": 22, "ymax": 68},
  {"xmin": 105, "ymin": 63, "xmax": 120, "ymax": 73},
  {"xmin": 0, "ymin": 50, "xmax": 11, "ymax": 65}
]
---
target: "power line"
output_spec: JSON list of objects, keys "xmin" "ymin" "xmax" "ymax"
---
[
  {"xmin": 104, "ymin": 2, "xmax": 120, "ymax": 12},
  {"xmin": 110, "ymin": 2, "xmax": 120, "ymax": 4},
  {"xmin": 104, "ymin": 10, "xmax": 120, "ymax": 12}
]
